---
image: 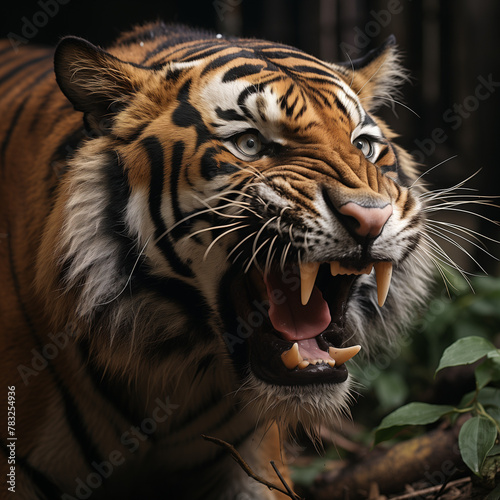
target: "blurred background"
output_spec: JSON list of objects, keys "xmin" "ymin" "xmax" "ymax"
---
[{"xmin": 2, "ymin": 0, "xmax": 498, "ymax": 275}]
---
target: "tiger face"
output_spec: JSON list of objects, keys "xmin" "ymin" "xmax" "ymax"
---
[{"xmin": 43, "ymin": 27, "xmax": 431, "ymax": 435}]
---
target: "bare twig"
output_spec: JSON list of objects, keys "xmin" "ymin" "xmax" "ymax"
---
[
  {"xmin": 270, "ymin": 460, "xmax": 301, "ymax": 500},
  {"xmin": 202, "ymin": 434, "xmax": 303, "ymax": 500},
  {"xmin": 389, "ymin": 477, "xmax": 471, "ymax": 499}
]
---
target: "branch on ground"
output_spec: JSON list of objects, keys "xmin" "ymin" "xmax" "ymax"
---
[
  {"xmin": 311, "ymin": 426, "xmax": 465, "ymax": 500},
  {"xmin": 202, "ymin": 434, "xmax": 303, "ymax": 500}
]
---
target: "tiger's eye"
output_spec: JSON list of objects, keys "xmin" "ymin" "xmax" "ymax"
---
[
  {"xmin": 235, "ymin": 133, "xmax": 262, "ymax": 157},
  {"xmin": 353, "ymin": 136, "xmax": 374, "ymax": 159}
]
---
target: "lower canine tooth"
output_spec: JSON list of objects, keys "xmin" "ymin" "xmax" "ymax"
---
[
  {"xmin": 374, "ymin": 262, "xmax": 393, "ymax": 307},
  {"xmin": 328, "ymin": 345, "xmax": 361, "ymax": 365},
  {"xmin": 281, "ymin": 343, "xmax": 303, "ymax": 369}
]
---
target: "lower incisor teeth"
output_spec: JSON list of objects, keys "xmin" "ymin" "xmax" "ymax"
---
[
  {"xmin": 281, "ymin": 343, "xmax": 362, "ymax": 370},
  {"xmin": 328, "ymin": 345, "xmax": 361, "ymax": 365},
  {"xmin": 330, "ymin": 261, "xmax": 374, "ymax": 276}
]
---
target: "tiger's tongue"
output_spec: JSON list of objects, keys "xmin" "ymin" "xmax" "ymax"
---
[{"xmin": 265, "ymin": 270, "xmax": 331, "ymax": 342}]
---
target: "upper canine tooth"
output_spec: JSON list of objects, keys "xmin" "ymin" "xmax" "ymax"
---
[
  {"xmin": 281, "ymin": 342, "xmax": 303, "ymax": 369},
  {"xmin": 374, "ymin": 262, "xmax": 393, "ymax": 307},
  {"xmin": 299, "ymin": 262, "xmax": 320, "ymax": 305},
  {"xmin": 328, "ymin": 345, "xmax": 361, "ymax": 365}
]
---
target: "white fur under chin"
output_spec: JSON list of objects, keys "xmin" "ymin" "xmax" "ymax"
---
[{"xmin": 242, "ymin": 373, "xmax": 353, "ymax": 439}]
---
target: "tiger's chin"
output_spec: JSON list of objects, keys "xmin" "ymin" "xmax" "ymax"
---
[{"xmin": 242, "ymin": 373, "xmax": 353, "ymax": 436}]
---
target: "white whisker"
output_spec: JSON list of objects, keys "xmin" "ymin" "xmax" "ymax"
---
[
  {"xmin": 410, "ymin": 156, "xmax": 458, "ymax": 189},
  {"xmin": 203, "ymin": 224, "xmax": 250, "ymax": 261},
  {"xmin": 227, "ymin": 230, "xmax": 258, "ymax": 260},
  {"xmin": 244, "ymin": 237, "xmax": 271, "ymax": 274},
  {"xmin": 359, "ymin": 94, "xmax": 420, "ymax": 117}
]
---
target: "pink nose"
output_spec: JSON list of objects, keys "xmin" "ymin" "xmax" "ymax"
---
[{"xmin": 339, "ymin": 202, "xmax": 393, "ymax": 238}]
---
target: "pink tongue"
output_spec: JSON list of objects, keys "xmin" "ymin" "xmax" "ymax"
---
[{"xmin": 264, "ymin": 269, "xmax": 331, "ymax": 342}]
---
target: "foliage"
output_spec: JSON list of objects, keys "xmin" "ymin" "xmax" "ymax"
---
[
  {"xmin": 374, "ymin": 335, "xmax": 500, "ymax": 476},
  {"xmin": 350, "ymin": 274, "xmax": 500, "ymax": 417}
]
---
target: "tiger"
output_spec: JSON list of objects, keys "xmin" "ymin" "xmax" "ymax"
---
[{"xmin": 0, "ymin": 22, "xmax": 434, "ymax": 499}]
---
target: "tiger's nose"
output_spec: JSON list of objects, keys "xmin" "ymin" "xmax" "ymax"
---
[{"xmin": 338, "ymin": 202, "xmax": 393, "ymax": 238}]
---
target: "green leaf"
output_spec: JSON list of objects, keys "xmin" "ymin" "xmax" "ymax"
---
[
  {"xmin": 486, "ymin": 407, "xmax": 500, "ymax": 424},
  {"xmin": 475, "ymin": 357, "xmax": 500, "ymax": 390},
  {"xmin": 478, "ymin": 387, "xmax": 500, "ymax": 409},
  {"xmin": 487, "ymin": 444, "xmax": 500, "ymax": 457},
  {"xmin": 374, "ymin": 402, "xmax": 454, "ymax": 445},
  {"xmin": 488, "ymin": 349, "xmax": 500, "ymax": 360},
  {"xmin": 457, "ymin": 390, "xmax": 476, "ymax": 410},
  {"xmin": 458, "ymin": 416, "xmax": 497, "ymax": 475},
  {"xmin": 436, "ymin": 336, "xmax": 496, "ymax": 375}
]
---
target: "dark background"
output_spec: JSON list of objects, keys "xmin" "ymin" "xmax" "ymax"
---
[{"xmin": 2, "ymin": 0, "xmax": 499, "ymax": 274}]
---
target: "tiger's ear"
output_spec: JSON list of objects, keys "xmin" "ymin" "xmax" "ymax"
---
[
  {"xmin": 333, "ymin": 36, "xmax": 408, "ymax": 112},
  {"xmin": 54, "ymin": 36, "xmax": 153, "ymax": 133}
]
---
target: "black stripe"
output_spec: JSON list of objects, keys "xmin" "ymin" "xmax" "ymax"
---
[
  {"xmin": 333, "ymin": 95, "xmax": 348, "ymax": 117},
  {"xmin": 102, "ymin": 151, "xmax": 148, "ymax": 285},
  {"xmin": 47, "ymin": 127, "xmax": 87, "ymax": 196},
  {"xmin": 169, "ymin": 141, "xmax": 188, "ymax": 237},
  {"xmin": 0, "ymin": 54, "xmax": 51, "ymax": 89},
  {"xmin": 1, "ymin": 442, "xmax": 61, "ymax": 499},
  {"xmin": 28, "ymin": 82, "xmax": 65, "ymax": 134},
  {"xmin": 0, "ymin": 68, "xmax": 53, "ymax": 169},
  {"xmin": 194, "ymin": 353, "xmax": 216, "ymax": 378},
  {"xmin": 180, "ymin": 44, "xmax": 228, "ymax": 63},
  {"xmin": 5, "ymin": 222, "xmax": 37, "ymax": 337},
  {"xmin": 172, "ymin": 79, "xmax": 210, "ymax": 148},
  {"xmin": 142, "ymin": 135, "xmax": 194, "ymax": 277},
  {"xmin": 222, "ymin": 63, "xmax": 266, "ymax": 83},
  {"xmin": 290, "ymin": 64, "xmax": 340, "ymax": 81},
  {"xmin": 112, "ymin": 122, "xmax": 148, "ymax": 144},
  {"xmin": 0, "ymin": 43, "xmax": 18, "ymax": 58},
  {"xmin": 263, "ymin": 47, "xmax": 340, "ymax": 73},
  {"xmin": 399, "ymin": 233, "xmax": 421, "ymax": 263},
  {"xmin": 130, "ymin": 273, "xmax": 212, "ymax": 327},
  {"xmin": 200, "ymin": 147, "xmax": 239, "ymax": 181},
  {"xmin": 236, "ymin": 82, "xmax": 272, "ymax": 121},
  {"xmin": 215, "ymin": 107, "xmax": 246, "ymax": 123},
  {"xmin": 375, "ymin": 146, "xmax": 390, "ymax": 165},
  {"xmin": 143, "ymin": 35, "xmax": 226, "ymax": 65},
  {"xmin": 0, "ymin": 99, "xmax": 28, "ymax": 170},
  {"xmin": 77, "ymin": 340, "xmax": 141, "ymax": 437},
  {"xmin": 169, "ymin": 397, "xmax": 239, "ymax": 445},
  {"xmin": 199, "ymin": 50, "xmax": 257, "ymax": 77}
]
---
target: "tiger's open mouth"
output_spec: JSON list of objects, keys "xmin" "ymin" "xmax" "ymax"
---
[{"xmin": 232, "ymin": 261, "xmax": 393, "ymax": 386}]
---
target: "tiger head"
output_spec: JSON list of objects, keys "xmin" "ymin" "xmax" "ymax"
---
[{"xmin": 40, "ymin": 25, "xmax": 432, "ymax": 433}]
